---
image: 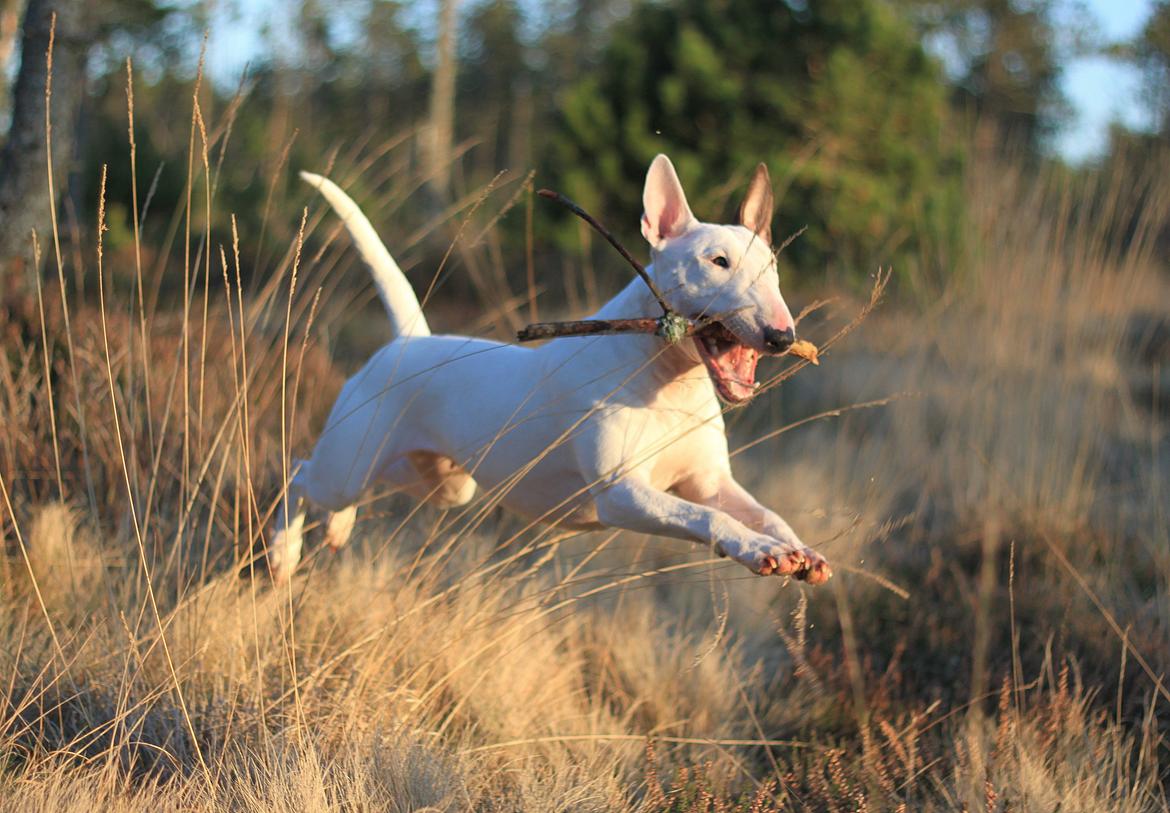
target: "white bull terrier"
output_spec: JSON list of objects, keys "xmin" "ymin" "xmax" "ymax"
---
[{"xmin": 270, "ymin": 155, "xmax": 830, "ymax": 586}]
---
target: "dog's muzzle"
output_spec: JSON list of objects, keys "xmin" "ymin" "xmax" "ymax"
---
[{"xmin": 762, "ymin": 326, "xmax": 795, "ymax": 354}]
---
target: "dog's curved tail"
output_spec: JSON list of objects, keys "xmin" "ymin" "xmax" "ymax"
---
[{"xmin": 300, "ymin": 171, "xmax": 430, "ymax": 338}]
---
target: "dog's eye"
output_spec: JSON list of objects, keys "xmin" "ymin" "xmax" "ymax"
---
[{"xmin": 711, "ymin": 255, "xmax": 730, "ymax": 268}]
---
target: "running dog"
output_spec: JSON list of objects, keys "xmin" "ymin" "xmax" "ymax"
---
[{"xmin": 270, "ymin": 155, "xmax": 830, "ymax": 586}]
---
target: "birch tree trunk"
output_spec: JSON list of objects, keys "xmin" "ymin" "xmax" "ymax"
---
[{"xmin": 0, "ymin": 0, "xmax": 88, "ymax": 284}]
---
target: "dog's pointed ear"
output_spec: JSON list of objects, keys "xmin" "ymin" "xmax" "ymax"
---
[
  {"xmin": 737, "ymin": 162, "xmax": 773, "ymax": 245},
  {"xmin": 641, "ymin": 154, "xmax": 696, "ymax": 248}
]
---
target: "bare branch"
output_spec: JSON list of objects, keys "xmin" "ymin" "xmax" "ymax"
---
[{"xmin": 536, "ymin": 188, "xmax": 672, "ymax": 315}]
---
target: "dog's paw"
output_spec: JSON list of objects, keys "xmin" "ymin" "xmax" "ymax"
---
[
  {"xmin": 794, "ymin": 549, "xmax": 832, "ymax": 584},
  {"xmin": 265, "ymin": 526, "xmax": 304, "ymax": 584},
  {"xmin": 731, "ymin": 537, "xmax": 831, "ymax": 584},
  {"xmin": 754, "ymin": 545, "xmax": 808, "ymax": 578},
  {"xmin": 324, "ymin": 506, "xmax": 358, "ymax": 551}
]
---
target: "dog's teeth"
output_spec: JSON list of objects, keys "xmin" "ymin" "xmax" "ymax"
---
[{"xmin": 753, "ymin": 382, "xmax": 761, "ymax": 390}]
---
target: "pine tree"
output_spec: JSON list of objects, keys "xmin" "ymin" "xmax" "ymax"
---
[{"xmin": 550, "ymin": 0, "xmax": 965, "ymax": 284}]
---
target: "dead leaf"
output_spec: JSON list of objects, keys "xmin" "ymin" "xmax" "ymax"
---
[{"xmin": 787, "ymin": 339, "xmax": 820, "ymax": 365}]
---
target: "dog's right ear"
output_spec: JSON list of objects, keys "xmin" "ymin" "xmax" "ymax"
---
[
  {"xmin": 641, "ymin": 154, "xmax": 696, "ymax": 249},
  {"xmin": 737, "ymin": 163, "xmax": 774, "ymax": 245}
]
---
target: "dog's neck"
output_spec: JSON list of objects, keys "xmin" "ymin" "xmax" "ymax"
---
[{"xmin": 584, "ymin": 267, "xmax": 711, "ymax": 404}]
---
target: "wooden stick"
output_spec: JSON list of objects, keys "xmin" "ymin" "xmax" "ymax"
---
[
  {"xmin": 517, "ymin": 316, "xmax": 822, "ymax": 366},
  {"xmin": 517, "ymin": 317, "xmax": 688, "ymax": 343},
  {"xmin": 536, "ymin": 188, "xmax": 672, "ymax": 316}
]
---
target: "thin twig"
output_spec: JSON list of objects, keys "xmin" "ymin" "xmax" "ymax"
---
[
  {"xmin": 775, "ymin": 224, "xmax": 807, "ymax": 257},
  {"xmin": 537, "ymin": 188, "xmax": 671, "ymax": 315}
]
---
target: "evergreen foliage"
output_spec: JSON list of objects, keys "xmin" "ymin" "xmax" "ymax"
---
[{"xmin": 550, "ymin": 0, "xmax": 966, "ymax": 283}]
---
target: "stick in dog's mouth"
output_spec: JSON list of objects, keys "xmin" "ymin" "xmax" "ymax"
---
[{"xmin": 693, "ymin": 321, "xmax": 760, "ymax": 405}]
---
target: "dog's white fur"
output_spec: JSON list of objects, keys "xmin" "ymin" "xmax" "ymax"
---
[{"xmin": 270, "ymin": 155, "xmax": 830, "ymax": 585}]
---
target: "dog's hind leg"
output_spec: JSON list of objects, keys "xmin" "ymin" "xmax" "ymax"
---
[
  {"xmin": 285, "ymin": 453, "xmax": 472, "ymax": 570},
  {"xmin": 268, "ymin": 462, "xmax": 308, "ymax": 583},
  {"xmin": 407, "ymin": 451, "xmax": 478, "ymax": 508},
  {"xmin": 324, "ymin": 505, "xmax": 358, "ymax": 551}
]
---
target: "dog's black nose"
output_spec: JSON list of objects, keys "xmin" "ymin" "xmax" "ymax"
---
[{"xmin": 763, "ymin": 326, "xmax": 795, "ymax": 354}]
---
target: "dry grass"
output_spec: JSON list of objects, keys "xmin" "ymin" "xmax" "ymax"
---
[{"xmin": 0, "ymin": 85, "xmax": 1168, "ymax": 810}]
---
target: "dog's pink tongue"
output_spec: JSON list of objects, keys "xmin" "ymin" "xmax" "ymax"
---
[{"xmin": 717, "ymin": 345, "xmax": 759, "ymax": 400}]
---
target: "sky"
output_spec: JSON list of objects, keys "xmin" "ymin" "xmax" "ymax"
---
[
  {"xmin": 205, "ymin": 0, "xmax": 1157, "ymax": 165},
  {"xmin": 1054, "ymin": 0, "xmax": 1155, "ymax": 161}
]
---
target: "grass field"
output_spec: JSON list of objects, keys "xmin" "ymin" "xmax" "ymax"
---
[{"xmin": 0, "ymin": 128, "xmax": 1168, "ymax": 811}]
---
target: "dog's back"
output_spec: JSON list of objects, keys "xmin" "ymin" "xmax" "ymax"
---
[{"xmin": 302, "ymin": 333, "xmax": 605, "ymax": 523}]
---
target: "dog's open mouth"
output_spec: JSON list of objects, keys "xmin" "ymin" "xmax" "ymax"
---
[{"xmin": 693, "ymin": 321, "xmax": 759, "ymax": 404}]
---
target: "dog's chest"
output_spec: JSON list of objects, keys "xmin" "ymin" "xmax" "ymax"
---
[
  {"xmin": 651, "ymin": 418, "xmax": 724, "ymax": 486},
  {"xmin": 625, "ymin": 391, "xmax": 726, "ymax": 489}
]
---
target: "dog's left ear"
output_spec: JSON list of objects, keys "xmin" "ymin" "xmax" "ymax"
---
[{"xmin": 737, "ymin": 163, "xmax": 773, "ymax": 245}]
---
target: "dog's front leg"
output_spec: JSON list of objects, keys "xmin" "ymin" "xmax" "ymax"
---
[
  {"xmin": 592, "ymin": 478, "xmax": 813, "ymax": 578},
  {"xmin": 673, "ymin": 473, "xmax": 830, "ymax": 583}
]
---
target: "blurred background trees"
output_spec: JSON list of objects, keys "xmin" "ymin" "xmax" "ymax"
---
[
  {"xmin": 0, "ymin": 0, "xmax": 1164, "ymax": 298},
  {"xmin": 549, "ymin": 0, "xmax": 965, "ymax": 286},
  {"xmin": 900, "ymin": 0, "xmax": 1067, "ymax": 152},
  {"xmin": 1135, "ymin": 0, "xmax": 1170, "ymax": 135},
  {"xmin": 0, "ymin": 0, "xmax": 179, "ymax": 284}
]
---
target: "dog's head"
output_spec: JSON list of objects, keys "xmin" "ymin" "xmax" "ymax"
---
[{"xmin": 640, "ymin": 154, "xmax": 795, "ymax": 405}]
